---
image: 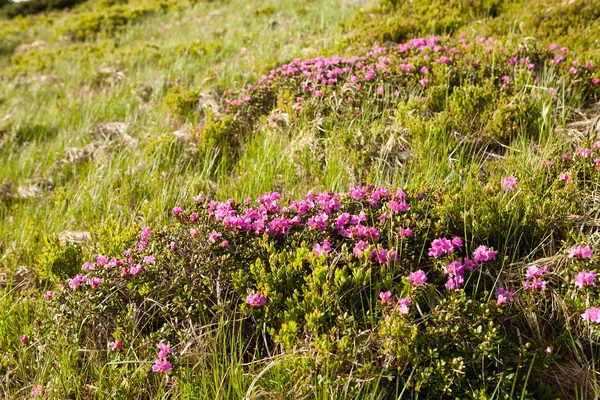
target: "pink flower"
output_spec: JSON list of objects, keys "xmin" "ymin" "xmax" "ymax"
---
[
  {"xmin": 548, "ymin": 87, "xmax": 557, "ymax": 96},
  {"xmin": 219, "ymin": 240, "xmax": 230, "ymax": 248},
  {"xmin": 523, "ymin": 277, "xmax": 546, "ymax": 292},
  {"xmin": 129, "ymin": 264, "xmax": 142, "ymax": 275},
  {"xmin": 143, "ymin": 255, "xmax": 156, "ymax": 265},
  {"xmin": 444, "ymin": 261, "xmax": 465, "ymax": 291},
  {"xmin": 419, "ymin": 78, "xmax": 428, "ymax": 86},
  {"xmin": 140, "ymin": 227, "xmax": 151, "ymax": 240},
  {"xmin": 152, "ymin": 359, "xmax": 172, "ymax": 373},
  {"xmin": 586, "ymin": 61, "xmax": 595, "ymax": 69},
  {"xmin": 194, "ymin": 193, "xmax": 205, "ymax": 203},
  {"xmin": 109, "ymin": 340, "xmax": 123, "ymax": 352},
  {"xmin": 313, "ymin": 240, "xmax": 332, "ymax": 256},
  {"xmin": 44, "ymin": 290, "xmax": 54, "ymax": 300},
  {"xmin": 353, "ymin": 240, "xmax": 370, "ymax": 258},
  {"xmin": 558, "ymin": 172, "xmax": 571, "ymax": 182},
  {"xmin": 574, "ymin": 270, "xmax": 596, "ymax": 288},
  {"xmin": 388, "ymin": 200, "xmax": 409, "ymax": 213},
  {"xmin": 190, "ymin": 228, "xmax": 198, "ymax": 238},
  {"xmin": 569, "ymin": 245, "xmax": 593, "ymax": 260},
  {"xmin": 89, "ymin": 277, "xmax": 103, "ymax": 289},
  {"xmin": 472, "ymin": 245, "xmax": 497, "ymax": 264},
  {"xmin": 376, "ymin": 86, "xmax": 385, "ymax": 96},
  {"xmin": 81, "ymin": 262, "xmax": 95, "ymax": 271},
  {"xmin": 379, "ymin": 291, "xmax": 393, "ymax": 305},
  {"xmin": 451, "ymin": 237, "xmax": 463, "ymax": 250},
  {"xmin": 581, "ymin": 307, "xmax": 600, "ymax": 323},
  {"xmin": 428, "ymin": 238, "xmax": 455, "ymax": 258},
  {"xmin": 69, "ymin": 274, "xmax": 87, "ymax": 290},
  {"xmin": 371, "ymin": 248, "xmax": 397, "ymax": 265},
  {"xmin": 307, "ymin": 212, "xmax": 328, "ymax": 230},
  {"xmin": 158, "ymin": 343, "xmax": 173, "ymax": 359},
  {"xmin": 502, "ymin": 176, "xmax": 517, "ymax": 191},
  {"xmin": 548, "ymin": 43, "xmax": 559, "ymax": 51},
  {"xmin": 398, "ymin": 228, "xmax": 413, "ymax": 238},
  {"xmin": 396, "ymin": 297, "xmax": 411, "ymax": 315},
  {"xmin": 190, "ymin": 213, "xmax": 198, "ymax": 222},
  {"xmin": 31, "ymin": 385, "xmax": 42, "ymax": 396},
  {"xmin": 20, "ymin": 335, "xmax": 28, "ymax": 346},
  {"xmin": 348, "ymin": 186, "xmax": 366, "ymax": 200},
  {"xmin": 593, "ymin": 78, "xmax": 600, "ymax": 85},
  {"xmin": 172, "ymin": 206, "xmax": 184, "ymax": 216},
  {"xmin": 208, "ymin": 231, "xmax": 222, "ymax": 243},
  {"xmin": 408, "ymin": 270, "xmax": 427, "ymax": 286},
  {"xmin": 246, "ymin": 293, "xmax": 266, "ymax": 308},
  {"xmin": 96, "ymin": 255, "xmax": 108, "ymax": 266},
  {"xmin": 169, "ymin": 241, "xmax": 176, "ymax": 251},
  {"xmin": 495, "ymin": 287, "xmax": 515, "ymax": 305},
  {"xmin": 526, "ymin": 264, "xmax": 549, "ymax": 279},
  {"xmin": 546, "ymin": 346, "xmax": 553, "ymax": 356},
  {"xmin": 576, "ymin": 148, "xmax": 593, "ymax": 158}
]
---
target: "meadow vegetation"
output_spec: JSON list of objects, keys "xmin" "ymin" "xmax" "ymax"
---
[{"xmin": 1, "ymin": 0, "xmax": 600, "ymax": 398}]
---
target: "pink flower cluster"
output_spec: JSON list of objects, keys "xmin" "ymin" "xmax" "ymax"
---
[
  {"xmin": 568, "ymin": 245, "xmax": 593, "ymax": 260},
  {"xmin": 522, "ymin": 265, "xmax": 549, "ymax": 292},
  {"xmin": 246, "ymin": 293, "xmax": 266, "ymax": 308},
  {"xmin": 151, "ymin": 343, "xmax": 172, "ymax": 374},
  {"xmin": 495, "ymin": 287, "xmax": 516, "ymax": 305},
  {"xmin": 574, "ymin": 270, "xmax": 596, "ymax": 288},
  {"xmin": 581, "ymin": 307, "xmax": 600, "ymax": 324},
  {"xmin": 379, "ymin": 291, "xmax": 411, "ymax": 315},
  {"xmin": 407, "ymin": 270, "xmax": 427, "ymax": 286}
]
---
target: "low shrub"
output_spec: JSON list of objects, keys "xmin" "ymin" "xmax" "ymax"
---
[{"xmin": 28, "ymin": 145, "xmax": 600, "ymax": 396}]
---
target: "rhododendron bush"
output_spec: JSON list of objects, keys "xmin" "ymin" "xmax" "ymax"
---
[{"xmin": 36, "ymin": 175, "xmax": 600, "ymax": 397}]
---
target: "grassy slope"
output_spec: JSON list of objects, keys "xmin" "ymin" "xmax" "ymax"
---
[
  {"xmin": 0, "ymin": 0, "xmax": 363, "ymax": 269},
  {"xmin": 1, "ymin": 0, "xmax": 600, "ymax": 398}
]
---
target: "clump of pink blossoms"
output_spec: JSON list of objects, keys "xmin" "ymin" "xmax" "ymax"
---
[
  {"xmin": 568, "ymin": 245, "xmax": 593, "ymax": 260},
  {"xmin": 495, "ymin": 287, "xmax": 515, "ymax": 305},
  {"xmin": 574, "ymin": 271, "xmax": 596, "ymax": 288},
  {"xmin": 69, "ymin": 274, "xmax": 87, "ymax": 290},
  {"xmin": 522, "ymin": 264, "xmax": 549, "ymax": 292},
  {"xmin": 407, "ymin": 270, "xmax": 427, "ymax": 286},
  {"xmin": 428, "ymin": 237, "xmax": 457, "ymax": 258},
  {"xmin": 502, "ymin": 176, "xmax": 517, "ymax": 191},
  {"xmin": 313, "ymin": 240, "xmax": 332, "ymax": 256},
  {"xmin": 581, "ymin": 307, "xmax": 600, "ymax": 324},
  {"xmin": 246, "ymin": 293, "xmax": 266, "ymax": 308},
  {"xmin": 152, "ymin": 343, "xmax": 173, "ymax": 374},
  {"xmin": 109, "ymin": 340, "xmax": 123, "ymax": 352}
]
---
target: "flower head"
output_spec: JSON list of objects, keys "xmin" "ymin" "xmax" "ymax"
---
[
  {"xmin": 495, "ymin": 287, "xmax": 515, "ymax": 305},
  {"xmin": 502, "ymin": 176, "xmax": 517, "ymax": 191},
  {"xmin": 574, "ymin": 270, "xmax": 596, "ymax": 288},
  {"xmin": 581, "ymin": 307, "xmax": 600, "ymax": 323},
  {"xmin": 172, "ymin": 206, "xmax": 184, "ymax": 216},
  {"xmin": 109, "ymin": 340, "xmax": 123, "ymax": 352},
  {"xmin": 408, "ymin": 270, "xmax": 427, "ymax": 286},
  {"xmin": 396, "ymin": 297, "xmax": 411, "ymax": 315},
  {"xmin": 246, "ymin": 293, "xmax": 266, "ymax": 308},
  {"xmin": 568, "ymin": 245, "xmax": 593, "ymax": 260}
]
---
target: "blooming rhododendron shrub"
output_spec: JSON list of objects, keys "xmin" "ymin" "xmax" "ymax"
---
[{"xmin": 33, "ymin": 183, "xmax": 600, "ymax": 398}]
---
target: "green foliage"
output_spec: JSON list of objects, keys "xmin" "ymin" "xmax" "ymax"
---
[
  {"xmin": 36, "ymin": 237, "xmax": 84, "ymax": 280},
  {"xmin": 0, "ymin": 0, "xmax": 85, "ymax": 19}
]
